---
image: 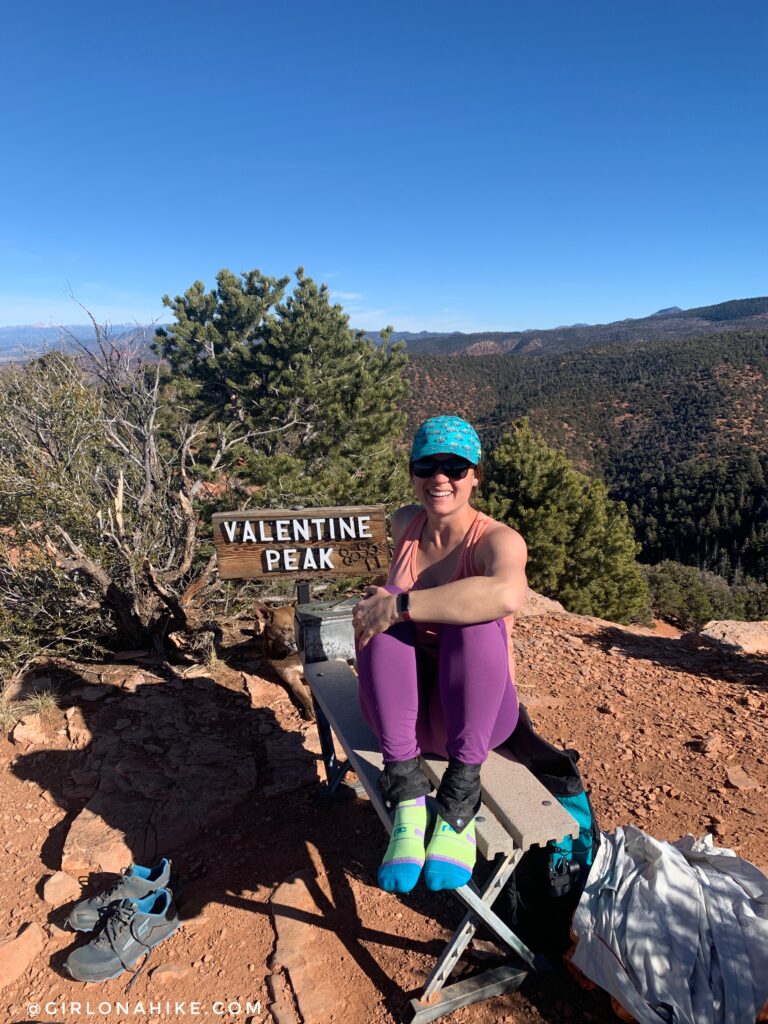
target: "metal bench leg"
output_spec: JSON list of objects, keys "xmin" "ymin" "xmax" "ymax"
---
[
  {"xmin": 408, "ymin": 850, "xmax": 540, "ymax": 1024},
  {"xmin": 312, "ymin": 693, "xmax": 368, "ymax": 801},
  {"xmin": 312, "ymin": 694, "xmax": 353, "ymax": 797},
  {"xmin": 456, "ymin": 876, "xmax": 539, "ymax": 970}
]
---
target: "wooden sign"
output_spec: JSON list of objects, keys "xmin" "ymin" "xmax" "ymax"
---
[{"xmin": 212, "ymin": 505, "xmax": 389, "ymax": 580}]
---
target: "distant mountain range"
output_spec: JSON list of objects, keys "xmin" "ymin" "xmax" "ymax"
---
[
  {"xmin": 0, "ymin": 324, "xmax": 157, "ymax": 362},
  {"xmin": 3, "ymin": 296, "xmax": 768, "ymax": 362},
  {"xmin": 363, "ymin": 296, "xmax": 768, "ymax": 357}
]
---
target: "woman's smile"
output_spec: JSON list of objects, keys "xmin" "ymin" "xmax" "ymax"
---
[{"xmin": 414, "ymin": 463, "xmax": 477, "ymax": 516}]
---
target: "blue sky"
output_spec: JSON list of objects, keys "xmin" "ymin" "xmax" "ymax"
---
[{"xmin": 1, "ymin": 1, "xmax": 766, "ymax": 332}]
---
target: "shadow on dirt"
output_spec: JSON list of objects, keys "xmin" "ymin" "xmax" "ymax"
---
[
  {"xmin": 9, "ymin": 631, "xmax": 478, "ymax": 1021},
  {"xmin": 583, "ymin": 625, "xmax": 768, "ymax": 691}
]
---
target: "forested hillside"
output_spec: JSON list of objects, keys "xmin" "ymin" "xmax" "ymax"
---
[
  {"xmin": 408, "ymin": 329, "xmax": 768, "ymax": 587},
  {"xmin": 3, "ymin": 276, "xmax": 767, "ymax": 677}
]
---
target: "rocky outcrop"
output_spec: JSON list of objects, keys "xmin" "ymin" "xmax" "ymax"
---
[
  {"xmin": 518, "ymin": 589, "xmax": 566, "ymax": 617},
  {"xmin": 698, "ymin": 619, "xmax": 768, "ymax": 655}
]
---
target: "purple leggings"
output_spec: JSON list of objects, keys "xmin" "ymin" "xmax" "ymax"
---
[{"xmin": 356, "ymin": 595, "xmax": 519, "ymax": 766}]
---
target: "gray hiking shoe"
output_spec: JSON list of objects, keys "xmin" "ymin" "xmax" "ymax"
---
[
  {"xmin": 66, "ymin": 858, "xmax": 172, "ymax": 932},
  {"xmin": 65, "ymin": 887, "xmax": 180, "ymax": 982}
]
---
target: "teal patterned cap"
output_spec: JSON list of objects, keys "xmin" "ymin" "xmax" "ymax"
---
[{"xmin": 411, "ymin": 416, "xmax": 482, "ymax": 464}]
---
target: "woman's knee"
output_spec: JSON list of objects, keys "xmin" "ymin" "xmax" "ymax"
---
[{"xmin": 355, "ymin": 619, "xmax": 417, "ymax": 671}]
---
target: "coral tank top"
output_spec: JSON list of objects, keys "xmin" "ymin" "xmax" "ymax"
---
[{"xmin": 387, "ymin": 508, "xmax": 516, "ymax": 676}]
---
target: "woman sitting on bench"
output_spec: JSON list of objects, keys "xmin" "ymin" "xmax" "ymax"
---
[{"xmin": 352, "ymin": 415, "xmax": 528, "ymax": 893}]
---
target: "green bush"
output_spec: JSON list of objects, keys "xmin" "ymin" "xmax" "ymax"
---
[
  {"xmin": 643, "ymin": 560, "xmax": 768, "ymax": 630},
  {"xmin": 481, "ymin": 420, "xmax": 647, "ymax": 622}
]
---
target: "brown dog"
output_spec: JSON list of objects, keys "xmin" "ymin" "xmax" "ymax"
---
[{"xmin": 254, "ymin": 601, "xmax": 315, "ymax": 720}]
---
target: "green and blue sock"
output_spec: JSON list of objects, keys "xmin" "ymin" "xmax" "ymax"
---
[
  {"xmin": 378, "ymin": 797, "xmax": 428, "ymax": 893},
  {"xmin": 423, "ymin": 814, "xmax": 477, "ymax": 890}
]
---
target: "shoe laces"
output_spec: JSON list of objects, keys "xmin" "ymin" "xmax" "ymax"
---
[{"xmin": 93, "ymin": 900, "xmax": 137, "ymax": 952}]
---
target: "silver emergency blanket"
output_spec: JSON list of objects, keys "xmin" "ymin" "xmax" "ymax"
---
[{"xmin": 570, "ymin": 826, "xmax": 768, "ymax": 1024}]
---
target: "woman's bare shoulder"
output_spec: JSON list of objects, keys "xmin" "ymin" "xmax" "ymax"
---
[
  {"xmin": 477, "ymin": 518, "xmax": 527, "ymax": 563},
  {"xmin": 391, "ymin": 504, "xmax": 423, "ymax": 546}
]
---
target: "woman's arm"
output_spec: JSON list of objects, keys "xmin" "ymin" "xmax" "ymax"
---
[
  {"xmin": 353, "ymin": 522, "xmax": 528, "ymax": 648},
  {"xmin": 410, "ymin": 524, "xmax": 528, "ymax": 623}
]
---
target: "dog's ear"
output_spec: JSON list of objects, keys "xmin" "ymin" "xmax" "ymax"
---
[{"xmin": 254, "ymin": 601, "xmax": 273, "ymax": 633}]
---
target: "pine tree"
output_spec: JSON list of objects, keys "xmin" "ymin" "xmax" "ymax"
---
[
  {"xmin": 154, "ymin": 268, "xmax": 412, "ymax": 508},
  {"xmin": 481, "ymin": 420, "xmax": 647, "ymax": 621}
]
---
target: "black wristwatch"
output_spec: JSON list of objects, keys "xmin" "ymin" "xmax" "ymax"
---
[{"xmin": 396, "ymin": 592, "xmax": 411, "ymax": 622}]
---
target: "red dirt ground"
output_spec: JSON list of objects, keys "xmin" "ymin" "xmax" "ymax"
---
[{"xmin": 1, "ymin": 609, "xmax": 766, "ymax": 1024}]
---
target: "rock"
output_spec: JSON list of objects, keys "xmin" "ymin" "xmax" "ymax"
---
[
  {"xmin": 741, "ymin": 693, "xmax": 764, "ymax": 710},
  {"xmin": 710, "ymin": 815, "xmax": 729, "ymax": 838},
  {"xmin": 565, "ymin": 636, "xmax": 585, "ymax": 648},
  {"xmin": 725, "ymin": 765, "xmax": 759, "ymax": 791},
  {"xmin": 517, "ymin": 589, "xmax": 567, "ymax": 618},
  {"xmin": 468, "ymin": 938, "xmax": 506, "ymax": 960},
  {"xmin": 61, "ymin": 807, "xmax": 132, "ymax": 874},
  {"xmin": 42, "ymin": 871, "xmax": 81, "ymax": 906},
  {"xmin": 0, "ymin": 922, "xmax": 43, "ymax": 990},
  {"xmin": 121, "ymin": 671, "xmax": 145, "ymax": 692},
  {"xmin": 71, "ymin": 686, "xmax": 108, "ymax": 702},
  {"xmin": 694, "ymin": 733, "xmax": 723, "ymax": 756},
  {"xmin": 191, "ymin": 676, "xmax": 216, "ymax": 690},
  {"xmin": 10, "ymin": 715, "xmax": 48, "ymax": 749},
  {"xmin": 45, "ymin": 922, "xmax": 71, "ymax": 944},
  {"xmin": 270, "ymin": 871, "xmax": 373, "ymax": 1021},
  {"xmin": 69, "ymin": 768, "xmax": 99, "ymax": 787},
  {"xmin": 65, "ymin": 708, "xmax": 92, "ymax": 749},
  {"xmin": 150, "ymin": 962, "xmax": 190, "ymax": 982},
  {"xmin": 698, "ymin": 620, "xmax": 768, "ymax": 655},
  {"xmin": 266, "ymin": 973, "xmax": 299, "ymax": 1024}
]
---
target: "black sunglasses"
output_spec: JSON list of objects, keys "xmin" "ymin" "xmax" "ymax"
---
[{"xmin": 411, "ymin": 457, "xmax": 474, "ymax": 480}]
